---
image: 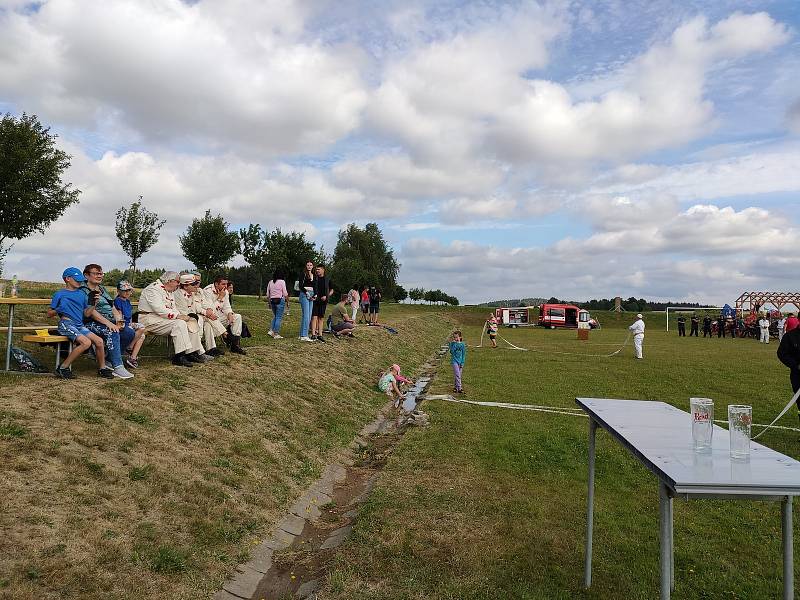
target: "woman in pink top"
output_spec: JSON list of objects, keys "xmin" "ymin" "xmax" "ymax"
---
[{"xmin": 266, "ymin": 271, "xmax": 290, "ymax": 339}]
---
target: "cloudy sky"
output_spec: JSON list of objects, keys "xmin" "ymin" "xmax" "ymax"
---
[{"xmin": 2, "ymin": 0, "xmax": 799, "ymax": 304}]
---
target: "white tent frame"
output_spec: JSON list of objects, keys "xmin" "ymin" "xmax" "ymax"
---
[{"xmin": 665, "ymin": 306, "xmax": 726, "ymax": 332}]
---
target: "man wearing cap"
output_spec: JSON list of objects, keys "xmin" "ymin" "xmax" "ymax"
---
[
  {"xmin": 175, "ymin": 273, "xmax": 226, "ymax": 356},
  {"xmin": 758, "ymin": 314, "xmax": 771, "ymax": 344},
  {"xmin": 629, "ymin": 313, "xmax": 645, "ymax": 359},
  {"xmin": 80, "ymin": 264, "xmax": 134, "ymax": 379},
  {"xmin": 203, "ymin": 275, "xmax": 246, "ymax": 355},
  {"xmin": 138, "ymin": 271, "xmax": 208, "ymax": 367}
]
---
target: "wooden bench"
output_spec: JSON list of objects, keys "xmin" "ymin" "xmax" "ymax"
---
[
  {"xmin": 21, "ymin": 334, "xmax": 72, "ymax": 370},
  {"xmin": 0, "ymin": 326, "xmax": 58, "ymax": 333}
]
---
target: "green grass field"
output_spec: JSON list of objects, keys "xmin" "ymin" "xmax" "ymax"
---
[{"xmin": 320, "ymin": 310, "xmax": 798, "ymax": 599}]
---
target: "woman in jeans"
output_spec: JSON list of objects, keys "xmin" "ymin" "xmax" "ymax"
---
[
  {"xmin": 297, "ymin": 261, "xmax": 315, "ymax": 342},
  {"xmin": 266, "ymin": 270, "xmax": 289, "ymax": 339}
]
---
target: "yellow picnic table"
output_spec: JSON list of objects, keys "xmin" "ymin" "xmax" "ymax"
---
[
  {"xmin": 1, "ymin": 296, "xmax": 140, "ymax": 372},
  {"xmin": 1, "ymin": 298, "xmax": 51, "ymax": 371}
]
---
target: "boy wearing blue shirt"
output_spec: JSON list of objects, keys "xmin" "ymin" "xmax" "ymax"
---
[
  {"xmin": 48, "ymin": 267, "xmax": 110, "ymax": 379},
  {"xmin": 113, "ymin": 280, "xmax": 145, "ymax": 369}
]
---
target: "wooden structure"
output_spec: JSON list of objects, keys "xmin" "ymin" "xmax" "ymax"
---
[{"xmin": 735, "ymin": 292, "xmax": 800, "ymax": 314}]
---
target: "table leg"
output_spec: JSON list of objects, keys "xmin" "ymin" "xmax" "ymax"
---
[
  {"xmin": 659, "ymin": 483, "xmax": 671, "ymax": 600},
  {"xmin": 4, "ymin": 304, "xmax": 14, "ymax": 371},
  {"xmin": 669, "ymin": 496, "xmax": 674, "ymax": 591},
  {"xmin": 584, "ymin": 418, "xmax": 597, "ymax": 588},
  {"xmin": 782, "ymin": 496, "xmax": 793, "ymax": 600},
  {"xmin": 55, "ymin": 341, "xmax": 61, "ymax": 370}
]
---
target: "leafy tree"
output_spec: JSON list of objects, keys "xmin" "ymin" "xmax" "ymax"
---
[
  {"xmin": 239, "ymin": 223, "xmax": 269, "ymax": 297},
  {"xmin": 114, "ymin": 196, "xmax": 166, "ymax": 284},
  {"xmin": 394, "ymin": 285, "xmax": 408, "ymax": 303},
  {"xmin": 0, "ymin": 113, "xmax": 81, "ymax": 268},
  {"xmin": 179, "ymin": 210, "xmax": 240, "ymax": 281},
  {"xmin": 329, "ymin": 223, "xmax": 399, "ymax": 296},
  {"xmin": 409, "ymin": 287, "xmax": 424, "ymax": 303},
  {"xmin": 262, "ymin": 228, "xmax": 321, "ymax": 284}
]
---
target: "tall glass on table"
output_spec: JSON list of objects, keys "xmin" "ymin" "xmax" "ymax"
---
[
  {"xmin": 728, "ymin": 405, "xmax": 752, "ymax": 460},
  {"xmin": 690, "ymin": 398, "xmax": 714, "ymax": 453}
]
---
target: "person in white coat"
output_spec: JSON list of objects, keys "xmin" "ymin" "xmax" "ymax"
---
[
  {"xmin": 629, "ymin": 313, "xmax": 645, "ymax": 359},
  {"xmin": 758, "ymin": 314, "xmax": 771, "ymax": 344},
  {"xmin": 137, "ymin": 271, "xmax": 208, "ymax": 367},
  {"xmin": 778, "ymin": 315, "xmax": 787, "ymax": 342},
  {"xmin": 203, "ymin": 275, "xmax": 246, "ymax": 354}
]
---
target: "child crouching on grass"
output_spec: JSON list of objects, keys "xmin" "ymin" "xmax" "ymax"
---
[
  {"xmin": 48, "ymin": 267, "xmax": 113, "ymax": 379},
  {"xmin": 377, "ymin": 364, "xmax": 405, "ymax": 407},
  {"xmin": 449, "ymin": 330, "xmax": 466, "ymax": 394}
]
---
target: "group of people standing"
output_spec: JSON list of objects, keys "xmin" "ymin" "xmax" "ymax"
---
[{"xmin": 675, "ymin": 312, "xmax": 799, "ymax": 343}]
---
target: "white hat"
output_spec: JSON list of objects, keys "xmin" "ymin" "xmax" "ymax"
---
[
  {"xmin": 179, "ymin": 274, "xmax": 196, "ymax": 284},
  {"xmin": 636, "ymin": 313, "xmax": 643, "ymax": 319}
]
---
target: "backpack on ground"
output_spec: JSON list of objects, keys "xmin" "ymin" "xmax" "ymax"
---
[{"xmin": 10, "ymin": 347, "xmax": 49, "ymax": 373}]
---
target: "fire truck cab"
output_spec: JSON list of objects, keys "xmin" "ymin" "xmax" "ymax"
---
[{"xmin": 538, "ymin": 303, "xmax": 584, "ymax": 328}]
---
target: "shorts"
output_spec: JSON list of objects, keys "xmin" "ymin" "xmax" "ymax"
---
[
  {"xmin": 58, "ymin": 319, "xmax": 91, "ymax": 341},
  {"xmin": 369, "ymin": 303, "xmax": 380, "ymax": 314},
  {"xmin": 361, "ymin": 302, "xmax": 369, "ymax": 312},
  {"xmin": 312, "ymin": 300, "xmax": 328, "ymax": 318}
]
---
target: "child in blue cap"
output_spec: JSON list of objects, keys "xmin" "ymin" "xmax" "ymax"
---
[{"xmin": 47, "ymin": 267, "xmax": 111, "ymax": 379}]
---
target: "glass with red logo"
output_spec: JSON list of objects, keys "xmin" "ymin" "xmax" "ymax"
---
[{"xmin": 690, "ymin": 398, "xmax": 714, "ymax": 453}]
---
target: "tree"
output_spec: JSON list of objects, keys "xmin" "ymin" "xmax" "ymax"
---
[
  {"xmin": 262, "ymin": 228, "xmax": 321, "ymax": 283},
  {"xmin": 409, "ymin": 287, "xmax": 424, "ymax": 303},
  {"xmin": 179, "ymin": 210, "xmax": 240, "ymax": 281},
  {"xmin": 329, "ymin": 223, "xmax": 400, "ymax": 296},
  {"xmin": 394, "ymin": 285, "xmax": 408, "ymax": 303},
  {"xmin": 0, "ymin": 113, "xmax": 81, "ymax": 266},
  {"xmin": 239, "ymin": 224, "xmax": 269, "ymax": 297},
  {"xmin": 114, "ymin": 196, "xmax": 166, "ymax": 284}
]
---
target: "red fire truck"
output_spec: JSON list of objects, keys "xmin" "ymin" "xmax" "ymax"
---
[
  {"xmin": 538, "ymin": 303, "xmax": 586, "ymax": 328},
  {"xmin": 493, "ymin": 306, "xmax": 535, "ymax": 328}
]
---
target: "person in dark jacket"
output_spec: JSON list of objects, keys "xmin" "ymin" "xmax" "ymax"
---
[
  {"xmin": 777, "ymin": 327, "xmax": 800, "ymax": 422},
  {"xmin": 690, "ymin": 313, "xmax": 699, "ymax": 337},
  {"xmin": 677, "ymin": 315, "xmax": 686, "ymax": 337},
  {"xmin": 310, "ymin": 264, "xmax": 332, "ymax": 342},
  {"xmin": 702, "ymin": 316, "xmax": 712, "ymax": 337}
]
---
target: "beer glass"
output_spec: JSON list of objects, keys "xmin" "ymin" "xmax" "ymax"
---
[
  {"xmin": 728, "ymin": 405, "xmax": 752, "ymax": 460},
  {"xmin": 690, "ymin": 398, "xmax": 714, "ymax": 452}
]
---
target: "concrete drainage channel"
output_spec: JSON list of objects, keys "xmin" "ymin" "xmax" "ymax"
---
[{"xmin": 214, "ymin": 343, "xmax": 449, "ymax": 600}]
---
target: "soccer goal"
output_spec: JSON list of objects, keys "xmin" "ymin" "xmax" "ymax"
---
[{"xmin": 665, "ymin": 306, "xmax": 725, "ymax": 332}]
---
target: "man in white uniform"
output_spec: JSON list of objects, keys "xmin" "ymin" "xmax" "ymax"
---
[
  {"xmin": 203, "ymin": 275, "xmax": 247, "ymax": 355},
  {"xmin": 759, "ymin": 314, "xmax": 771, "ymax": 344},
  {"xmin": 174, "ymin": 273, "xmax": 224, "ymax": 357},
  {"xmin": 138, "ymin": 271, "xmax": 208, "ymax": 367},
  {"xmin": 778, "ymin": 315, "xmax": 787, "ymax": 342},
  {"xmin": 629, "ymin": 313, "xmax": 645, "ymax": 359}
]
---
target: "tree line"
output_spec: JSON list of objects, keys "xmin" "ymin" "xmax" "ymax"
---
[
  {"xmin": 408, "ymin": 287, "xmax": 459, "ymax": 306},
  {"xmin": 481, "ymin": 296, "xmax": 718, "ymax": 312}
]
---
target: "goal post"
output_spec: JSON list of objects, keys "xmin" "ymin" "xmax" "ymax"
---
[{"xmin": 665, "ymin": 306, "xmax": 726, "ymax": 332}]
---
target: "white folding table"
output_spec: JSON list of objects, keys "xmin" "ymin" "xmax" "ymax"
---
[{"xmin": 576, "ymin": 397, "xmax": 800, "ymax": 600}]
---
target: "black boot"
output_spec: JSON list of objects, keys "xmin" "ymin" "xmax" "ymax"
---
[
  {"xmin": 206, "ymin": 347, "xmax": 224, "ymax": 357},
  {"xmin": 230, "ymin": 335, "xmax": 247, "ymax": 355},
  {"xmin": 171, "ymin": 352, "xmax": 193, "ymax": 367}
]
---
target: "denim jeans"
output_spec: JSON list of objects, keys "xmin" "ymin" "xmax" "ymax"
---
[
  {"xmin": 299, "ymin": 292, "xmax": 313, "ymax": 337},
  {"xmin": 119, "ymin": 325, "xmax": 135, "ymax": 352},
  {"xmin": 452, "ymin": 362, "xmax": 463, "ymax": 391},
  {"xmin": 86, "ymin": 321, "xmax": 123, "ymax": 367},
  {"xmin": 270, "ymin": 298, "xmax": 286, "ymax": 334}
]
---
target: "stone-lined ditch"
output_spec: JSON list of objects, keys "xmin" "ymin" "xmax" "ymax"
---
[{"xmin": 213, "ymin": 344, "xmax": 449, "ymax": 600}]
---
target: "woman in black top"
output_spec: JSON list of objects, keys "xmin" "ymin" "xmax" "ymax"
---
[
  {"xmin": 311, "ymin": 264, "xmax": 332, "ymax": 341},
  {"xmin": 297, "ymin": 261, "xmax": 315, "ymax": 341}
]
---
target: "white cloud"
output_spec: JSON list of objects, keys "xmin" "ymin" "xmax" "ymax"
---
[
  {"xmin": 0, "ymin": 0, "xmax": 368, "ymax": 156},
  {"xmin": 490, "ymin": 13, "xmax": 790, "ymax": 165}
]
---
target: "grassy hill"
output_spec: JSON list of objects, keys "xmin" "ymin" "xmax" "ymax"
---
[{"xmin": 0, "ymin": 295, "xmax": 458, "ymax": 599}]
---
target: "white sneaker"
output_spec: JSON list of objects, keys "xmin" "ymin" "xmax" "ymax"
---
[
  {"xmin": 112, "ymin": 365, "xmax": 134, "ymax": 379},
  {"xmin": 300, "ymin": 336, "xmax": 313, "ymax": 342},
  {"xmin": 273, "ymin": 334, "xmax": 283, "ymax": 339},
  {"xmin": 267, "ymin": 330, "xmax": 275, "ymax": 337}
]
